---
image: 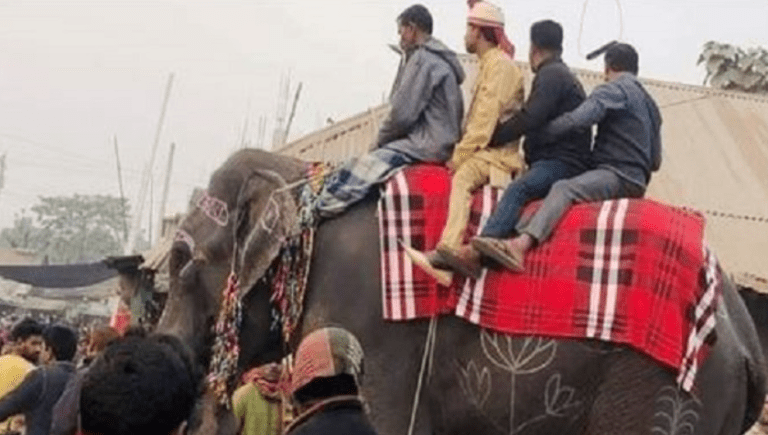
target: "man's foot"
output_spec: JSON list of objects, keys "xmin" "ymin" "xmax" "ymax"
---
[
  {"xmin": 401, "ymin": 243, "xmax": 453, "ymax": 286},
  {"xmin": 436, "ymin": 245, "xmax": 482, "ymax": 279},
  {"xmin": 472, "ymin": 236, "xmax": 526, "ymax": 273},
  {"xmin": 425, "ymin": 251, "xmax": 452, "ymax": 270}
]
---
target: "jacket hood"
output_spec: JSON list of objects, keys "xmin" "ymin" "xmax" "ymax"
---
[
  {"xmin": 423, "ymin": 37, "xmax": 466, "ymax": 84},
  {"xmin": 626, "ymin": 73, "xmax": 662, "ymax": 130}
]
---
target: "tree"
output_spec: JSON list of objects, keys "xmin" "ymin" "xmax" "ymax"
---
[
  {"xmin": 698, "ymin": 41, "xmax": 768, "ymax": 94},
  {"xmin": 0, "ymin": 210, "xmax": 45, "ymax": 251},
  {"xmin": 0, "ymin": 194, "xmax": 132, "ymax": 264}
]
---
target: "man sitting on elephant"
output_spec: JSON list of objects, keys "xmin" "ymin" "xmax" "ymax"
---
[
  {"xmin": 408, "ymin": 1, "xmax": 524, "ymax": 282},
  {"xmin": 316, "ymin": 4, "xmax": 465, "ymax": 218},
  {"xmin": 473, "ymin": 42, "xmax": 663, "ymax": 272}
]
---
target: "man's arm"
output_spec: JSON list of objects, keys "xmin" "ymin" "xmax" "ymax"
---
[
  {"xmin": 0, "ymin": 369, "xmax": 43, "ymax": 421},
  {"xmin": 491, "ymin": 66, "xmax": 564, "ymax": 144},
  {"xmin": 648, "ymin": 100, "xmax": 662, "ymax": 172},
  {"xmin": 543, "ymin": 82, "xmax": 627, "ymax": 139},
  {"xmin": 50, "ymin": 371, "xmax": 83, "ymax": 435},
  {"xmin": 650, "ymin": 126, "xmax": 662, "ymax": 171},
  {"xmin": 451, "ymin": 61, "xmax": 522, "ymax": 168},
  {"xmin": 377, "ymin": 52, "xmax": 437, "ymax": 146}
]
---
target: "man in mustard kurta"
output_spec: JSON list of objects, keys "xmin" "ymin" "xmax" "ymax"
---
[{"xmin": 409, "ymin": 1, "xmax": 524, "ymax": 282}]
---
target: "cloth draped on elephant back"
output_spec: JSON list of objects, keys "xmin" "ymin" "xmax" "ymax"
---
[{"xmin": 380, "ymin": 164, "xmax": 720, "ymax": 391}]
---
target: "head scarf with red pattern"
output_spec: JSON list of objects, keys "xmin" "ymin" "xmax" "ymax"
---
[
  {"xmin": 467, "ymin": 1, "xmax": 515, "ymax": 59},
  {"xmin": 290, "ymin": 327, "xmax": 364, "ymax": 396}
]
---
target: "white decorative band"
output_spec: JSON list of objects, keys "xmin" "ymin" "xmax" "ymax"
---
[{"xmin": 196, "ymin": 191, "xmax": 229, "ymax": 227}]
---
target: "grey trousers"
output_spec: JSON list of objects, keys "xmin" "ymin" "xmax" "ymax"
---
[{"xmin": 517, "ymin": 168, "xmax": 646, "ymax": 242}]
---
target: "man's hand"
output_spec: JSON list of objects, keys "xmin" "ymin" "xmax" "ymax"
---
[
  {"xmin": 446, "ymin": 161, "xmax": 456, "ymax": 174},
  {"xmin": 488, "ymin": 124, "xmax": 502, "ymax": 147}
]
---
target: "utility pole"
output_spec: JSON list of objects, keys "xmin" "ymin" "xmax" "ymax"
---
[
  {"xmin": 256, "ymin": 116, "xmax": 267, "ymax": 149},
  {"xmin": 113, "ymin": 136, "xmax": 129, "ymax": 244},
  {"xmin": 0, "ymin": 153, "xmax": 6, "ymax": 195},
  {"xmin": 125, "ymin": 73, "xmax": 174, "ymax": 254},
  {"xmin": 148, "ymin": 176, "xmax": 153, "ymax": 249},
  {"xmin": 239, "ymin": 117, "xmax": 250, "ymax": 149},
  {"xmin": 156, "ymin": 142, "xmax": 175, "ymax": 242},
  {"xmin": 284, "ymin": 82, "xmax": 303, "ymax": 141},
  {"xmin": 272, "ymin": 72, "xmax": 290, "ymax": 149}
]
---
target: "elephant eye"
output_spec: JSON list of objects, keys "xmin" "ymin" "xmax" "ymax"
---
[{"xmin": 170, "ymin": 244, "xmax": 191, "ymax": 275}]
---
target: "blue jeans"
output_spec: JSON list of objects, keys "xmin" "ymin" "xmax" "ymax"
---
[{"xmin": 480, "ymin": 159, "xmax": 584, "ymax": 238}]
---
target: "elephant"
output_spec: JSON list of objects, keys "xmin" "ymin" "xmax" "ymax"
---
[{"xmin": 157, "ymin": 148, "xmax": 767, "ymax": 435}]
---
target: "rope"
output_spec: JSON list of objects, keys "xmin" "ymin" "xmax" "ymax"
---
[
  {"xmin": 407, "ymin": 316, "xmax": 438, "ymax": 435},
  {"xmin": 702, "ymin": 209, "xmax": 768, "ymax": 223},
  {"xmin": 273, "ymin": 162, "xmax": 335, "ymax": 195},
  {"xmin": 661, "ymin": 94, "xmax": 712, "ymax": 109},
  {"xmin": 578, "ymin": 0, "xmax": 625, "ymax": 58}
]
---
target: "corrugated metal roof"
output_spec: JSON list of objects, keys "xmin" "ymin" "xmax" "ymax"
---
[
  {"xmin": 140, "ymin": 234, "xmax": 174, "ymax": 272},
  {"xmin": 278, "ymin": 55, "xmax": 768, "ymax": 281},
  {"xmin": 0, "ymin": 249, "xmax": 42, "ymax": 265}
]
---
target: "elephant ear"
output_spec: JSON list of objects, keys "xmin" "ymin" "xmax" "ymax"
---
[{"xmin": 234, "ymin": 169, "xmax": 301, "ymax": 296}]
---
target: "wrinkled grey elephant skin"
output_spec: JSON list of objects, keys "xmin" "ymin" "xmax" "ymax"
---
[{"xmin": 157, "ymin": 149, "xmax": 766, "ymax": 435}]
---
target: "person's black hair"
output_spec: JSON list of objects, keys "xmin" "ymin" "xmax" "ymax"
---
[
  {"xmin": 530, "ymin": 19, "xmax": 563, "ymax": 52},
  {"xmin": 80, "ymin": 336, "xmax": 197, "ymax": 435},
  {"xmin": 123, "ymin": 325, "xmax": 148, "ymax": 339},
  {"xmin": 42, "ymin": 324, "xmax": 78, "ymax": 362},
  {"xmin": 293, "ymin": 374, "xmax": 359, "ymax": 405},
  {"xmin": 398, "ymin": 4, "xmax": 433, "ymax": 35},
  {"xmin": 604, "ymin": 42, "xmax": 639, "ymax": 75},
  {"xmin": 151, "ymin": 334, "xmax": 203, "ymax": 396},
  {"xmin": 10, "ymin": 318, "xmax": 43, "ymax": 342}
]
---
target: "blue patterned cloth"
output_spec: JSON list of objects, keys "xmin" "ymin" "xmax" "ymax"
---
[{"xmin": 315, "ymin": 145, "xmax": 416, "ymax": 218}]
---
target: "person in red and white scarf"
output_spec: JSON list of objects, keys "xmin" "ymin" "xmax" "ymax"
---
[{"xmin": 408, "ymin": 1, "xmax": 523, "ymax": 282}]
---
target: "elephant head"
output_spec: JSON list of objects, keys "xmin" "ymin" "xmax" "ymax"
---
[{"xmin": 157, "ymin": 149, "xmax": 306, "ymax": 370}]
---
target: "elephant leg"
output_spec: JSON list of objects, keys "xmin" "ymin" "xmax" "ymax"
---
[{"xmin": 584, "ymin": 351, "xmax": 672, "ymax": 435}]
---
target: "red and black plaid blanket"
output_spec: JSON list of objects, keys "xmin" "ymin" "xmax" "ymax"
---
[{"xmin": 379, "ymin": 165, "xmax": 721, "ymax": 391}]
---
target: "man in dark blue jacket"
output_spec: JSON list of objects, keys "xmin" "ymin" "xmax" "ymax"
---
[
  {"xmin": 0, "ymin": 324, "xmax": 78, "ymax": 435},
  {"xmin": 474, "ymin": 42, "xmax": 662, "ymax": 272}
]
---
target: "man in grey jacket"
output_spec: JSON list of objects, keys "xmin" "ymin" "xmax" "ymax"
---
[
  {"xmin": 473, "ymin": 42, "xmax": 662, "ymax": 272},
  {"xmin": 316, "ymin": 4, "xmax": 465, "ymax": 217}
]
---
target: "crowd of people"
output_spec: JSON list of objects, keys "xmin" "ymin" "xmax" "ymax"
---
[
  {"xmin": 0, "ymin": 315, "xmax": 372, "ymax": 435},
  {"xmin": 0, "ymin": 1, "xmax": 663, "ymax": 434}
]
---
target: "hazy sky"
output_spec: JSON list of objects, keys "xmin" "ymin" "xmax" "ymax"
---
[{"xmin": 0, "ymin": 0, "xmax": 765, "ymax": 239}]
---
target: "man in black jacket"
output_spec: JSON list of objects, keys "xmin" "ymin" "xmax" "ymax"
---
[
  {"xmin": 459, "ymin": 20, "xmax": 591, "ymax": 273},
  {"xmin": 475, "ymin": 43, "xmax": 661, "ymax": 272},
  {"xmin": 0, "ymin": 324, "xmax": 78, "ymax": 435},
  {"xmin": 285, "ymin": 327, "xmax": 378, "ymax": 435}
]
